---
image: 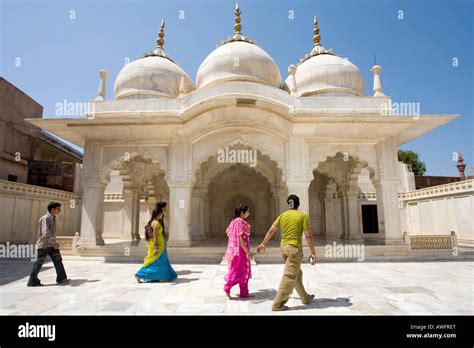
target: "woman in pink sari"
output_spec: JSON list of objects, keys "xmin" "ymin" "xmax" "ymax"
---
[{"xmin": 224, "ymin": 204, "xmax": 253, "ymax": 298}]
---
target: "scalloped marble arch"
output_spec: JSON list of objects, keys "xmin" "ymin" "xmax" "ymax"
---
[
  {"xmin": 200, "ymin": 161, "xmax": 280, "ymax": 198},
  {"xmin": 312, "ymin": 150, "xmax": 377, "ymax": 179},
  {"xmin": 311, "ymin": 150, "xmax": 378, "ymax": 192},
  {"xmin": 100, "ymin": 150, "xmax": 167, "ymax": 187},
  {"xmin": 191, "ymin": 135, "xmax": 286, "ymax": 186}
]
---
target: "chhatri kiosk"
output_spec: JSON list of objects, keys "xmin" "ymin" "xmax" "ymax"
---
[{"xmin": 28, "ymin": 5, "xmax": 457, "ymax": 251}]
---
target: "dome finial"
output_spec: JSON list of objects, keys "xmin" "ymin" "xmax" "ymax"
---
[
  {"xmin": 234, "ymin": 3, "xmax": 242, "ymax": 35},
  {"xmin": 219, "ymin": 4, "xmax": 255, "ymax": 46},
  {"xmin": 157, "ymin": 19, "xmax": 165, "ymax": 48},
  {"xmin": 313, "ymin": 16, "xmax": 320, "ymax": 46},
  {"xmin": 298, "ymin": 15, "xmax": 333, "ymax": 62},
  {"xmin": 141, "ymin": 19, "xmax": 173, "ymax": 61}
]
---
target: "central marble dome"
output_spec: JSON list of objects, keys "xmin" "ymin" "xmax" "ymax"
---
[{"xmin": 195, "ymin": 4, "xmax": 281, "ymax": 89}]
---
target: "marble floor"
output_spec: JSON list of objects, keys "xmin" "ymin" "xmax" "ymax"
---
[{"xmin": 0, "ymin": 259, "xmax": 472, "ymax": 315}]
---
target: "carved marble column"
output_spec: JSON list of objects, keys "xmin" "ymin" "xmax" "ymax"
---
[
  {"xmin": 78, "ymin": 140, "xmax": 106, "ymax": 247},
  {"xmin": 79, "ymin": 183, "xmax": 106, "ymax": 246},
  {"xmin": 375, "ymin": 138, "xmax": 403, "ymax": 244},
  {"xmin": 122, "ymin": 192, "xmax": 133, "ymax": 240},
  {"xmin": 201, "ymin": 189, "xmax": 210, "ymax": 240},
  {"xmin": 339, "ymin": 189, "xmax": 349, "ymax": 239},
  {"xmin": 122, "ymin": 190, "xmax": 141, "ymax": 240},
  {"xmin": 375, "ymin": 180, "xmax": 403, "ymax": 244},
  {"xmin": 131, "ymin": 190, "xmax": 141, "ymax": 240},
  {"xmin": 346, "ymin": 180, "xmax": 362, "ymax": 240},
  {"xmin": 324, "ymin": 182, "xmax": 337, "ymax": 239},
  {"xmin": 347, "ymin": 192, "xmax": 361, "ymax": 240}
]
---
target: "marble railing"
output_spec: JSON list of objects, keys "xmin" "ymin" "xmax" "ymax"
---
[
  {"xmin": 403, "ymin": 231, "xmax": 457, "ymax": 251},
  {"xmin": 357, "ymin": 192, "xmax": 377, "ymax": 200},
  {"xmin": 399, "ymin": 179, "xmax": 474, "ymax": 201},
  {"xmin": 104, "ymin": 194, "xmax": 153, "ymax": 202},
  {"xmin": 0, "ymin": 179, "xmax": 81, "ymax": 201},
  {"xmin": 355, "ymin": 180, "xmax": 474, "ymax": 202},
  {"xmin": 104, "ymin": 193, "xmax": 124, "ymax": 201}
]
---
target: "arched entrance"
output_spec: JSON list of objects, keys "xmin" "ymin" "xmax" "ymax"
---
[
  {"xmin": 309, "ymin": 152, "xmax": 377, "ymax": 241},
  {"xmin": 208, "ymin": 164, "xmax": 272, "ymax": 237},
  {"xmin": 101, "ymin": 152, "xmax": 169, "ymax": 241},
  {"xmin": 192, "ymin": 145, "xmax": 285, "ymax": 242}
]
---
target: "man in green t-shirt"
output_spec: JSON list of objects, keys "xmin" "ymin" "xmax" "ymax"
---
[{"xmin": 257, "ymin": 194, "xmax": 316, "ymax": 311}]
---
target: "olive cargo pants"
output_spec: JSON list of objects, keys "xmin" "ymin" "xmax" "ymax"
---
[{"xmin": 272, "ymin": 244, "xmax": 312, "ymax": 310}]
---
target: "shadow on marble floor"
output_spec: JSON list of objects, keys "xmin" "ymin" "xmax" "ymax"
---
[
  {"xmin": 38, "ymin": 278, "xmax": 101, "ymax": 287},
  {"xmin": 67, "ymin": 278, "xmax": 101, "ymax": 287},
  {"xmin": 175, "ymin": 270, "xmax": 203, "ymax": 276},
  {"xmin": 229, "ymin": 287, "xmax": 353, "ymax": 311},
  {"xmin": 228, "ymin": 288, "xmax": 271, "ymax": 303},
  {"xmin": 291, "ymin": 297, "xmax": 353, "ymax": 311},
  {"xmin": 0, "ymin": 260, "xmax": 53, "ymax": 286},
  {"xmin": 169, "ymin": 276, "xmax": 200, "ymax": 285}
]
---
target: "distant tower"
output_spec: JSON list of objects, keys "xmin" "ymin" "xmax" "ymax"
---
[{"xmin": 456, "ymin": 152, "xmax": 467, "ymax": 180}]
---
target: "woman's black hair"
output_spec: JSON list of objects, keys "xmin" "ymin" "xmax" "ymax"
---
[
  {"xmin": 234, "ymin": 204, "xmax": 249, "ymax": 219},
  {"xmin": 145, "ymin": 202, "xmax": 167, "ymax": 241}
]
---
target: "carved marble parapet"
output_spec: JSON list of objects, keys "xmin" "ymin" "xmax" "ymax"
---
[
  {"xmin": 399, "ymin": 179, "xmax": 474, "ymax": 201},
  {"xmin": 357, "ymin": 192, "xmax": 377, "ymax": 200},
  {"xmin": 404, "ymin": 232, "xmax": 458, "ymax": 251},
  {"xmin": 0, "ymin": 180, "xmax": 81, "ymax": 201}
]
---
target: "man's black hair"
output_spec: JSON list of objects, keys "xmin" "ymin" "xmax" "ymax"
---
[
  {"xmin": 47, "ymin": 202, "xmax": 61, "ymax": 213},
  {"xmin": 287, "ymin": 195, "xmax": 300, "ymax": 209}
]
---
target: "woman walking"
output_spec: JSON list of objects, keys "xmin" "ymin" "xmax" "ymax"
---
[
  {"xmin": 135, "ymin": 202, "xmax": 177, "ymax": 283},
  {"xmin": 223, "ymin": 204, "xmax": 253, "ymax": 298}
]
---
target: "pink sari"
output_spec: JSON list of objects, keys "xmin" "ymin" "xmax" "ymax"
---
[{"xmin": 224, "ymin": 217, "xmax": 252, "ymax": 297}]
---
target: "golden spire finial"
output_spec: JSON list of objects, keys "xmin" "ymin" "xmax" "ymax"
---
[
  {"xmin": 298, "ymin": 15, "xmax": 333, "ymax": 63},
  {"xmin": 219, "ymin": 3, "xmax": 255, "ymax": 46},
  {"xmin": 234, "ymin": 3, "xmax": 242, "ymax": 35},
  {"xmin": 157, "ymin": 19, "xmax": 165, "ymax": 48},
  {"xmin": 313, "ymin": 16, "xmax": 321, "ymax": 46}
]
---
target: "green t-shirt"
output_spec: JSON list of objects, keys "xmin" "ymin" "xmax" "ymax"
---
[{"xmin": 273, "ymin": 209, "xmax": 310, "ymax": 248}]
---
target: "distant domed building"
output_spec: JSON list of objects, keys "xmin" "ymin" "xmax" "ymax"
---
[{"xmin": 29, "ymin": 5, "xmax": 457, "ymax": 248}]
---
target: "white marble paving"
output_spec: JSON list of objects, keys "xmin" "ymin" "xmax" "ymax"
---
[{"xmin": 0, "ymin": 259, "xmax": 472, "ymax": 315}]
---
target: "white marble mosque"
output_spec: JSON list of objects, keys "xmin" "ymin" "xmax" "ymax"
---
[{"xmin": 27, "ymin": 5, "xmax": 473, "ymax": 251}]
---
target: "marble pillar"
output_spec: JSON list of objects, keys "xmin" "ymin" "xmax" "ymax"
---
[
  {"xmin": 131, "ymin": 190, "xmax": 141, "ymax": 240},
  {"xmin": 168, "ymin": 183, "xmax": 193, "ymax": 247},
  {"xmin": 375, "ymin": 181, "xmax": 403, "ymax": 244},
  {"xmin": 347, "ymin": 192, "xmax": 361, "ymax": 240},
  {"xmin": 122, "ymin": 192, "xmax": 133, "ymax": 240},
  {"xmin": 122, "ymin": 190, "xmax": 140, "ymax": 240},
  {"xmin": 79, "ymin": 183, "xmax": 106, "ymax": 246}
]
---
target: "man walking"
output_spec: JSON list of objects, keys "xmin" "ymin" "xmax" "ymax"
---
[
  {"xmin": 257, "ymin": 194, "xmax": 316, "ymax": 311},
  {"xmin": 27, "ymin": 202, "xmax": 70, "ymax": 287}
]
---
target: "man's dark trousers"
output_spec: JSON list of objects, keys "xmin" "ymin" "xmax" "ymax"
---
[{"xmin": 27, "ymin": 247, "xmax": 67, "ymax": 286}]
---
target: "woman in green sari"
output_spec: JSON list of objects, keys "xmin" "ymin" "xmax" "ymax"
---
[{"xmin": 134, "ymin": 202, "xmax": 177, "ymax": 283}]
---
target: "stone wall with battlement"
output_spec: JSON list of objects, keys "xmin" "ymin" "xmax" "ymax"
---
[
  {"xmin": 0, "ymin": 180, "xmax": 81, "ymax": 243},
  {"xmin": 399, "ymin": 180, "xmax": 474, "ymax": 245}
]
